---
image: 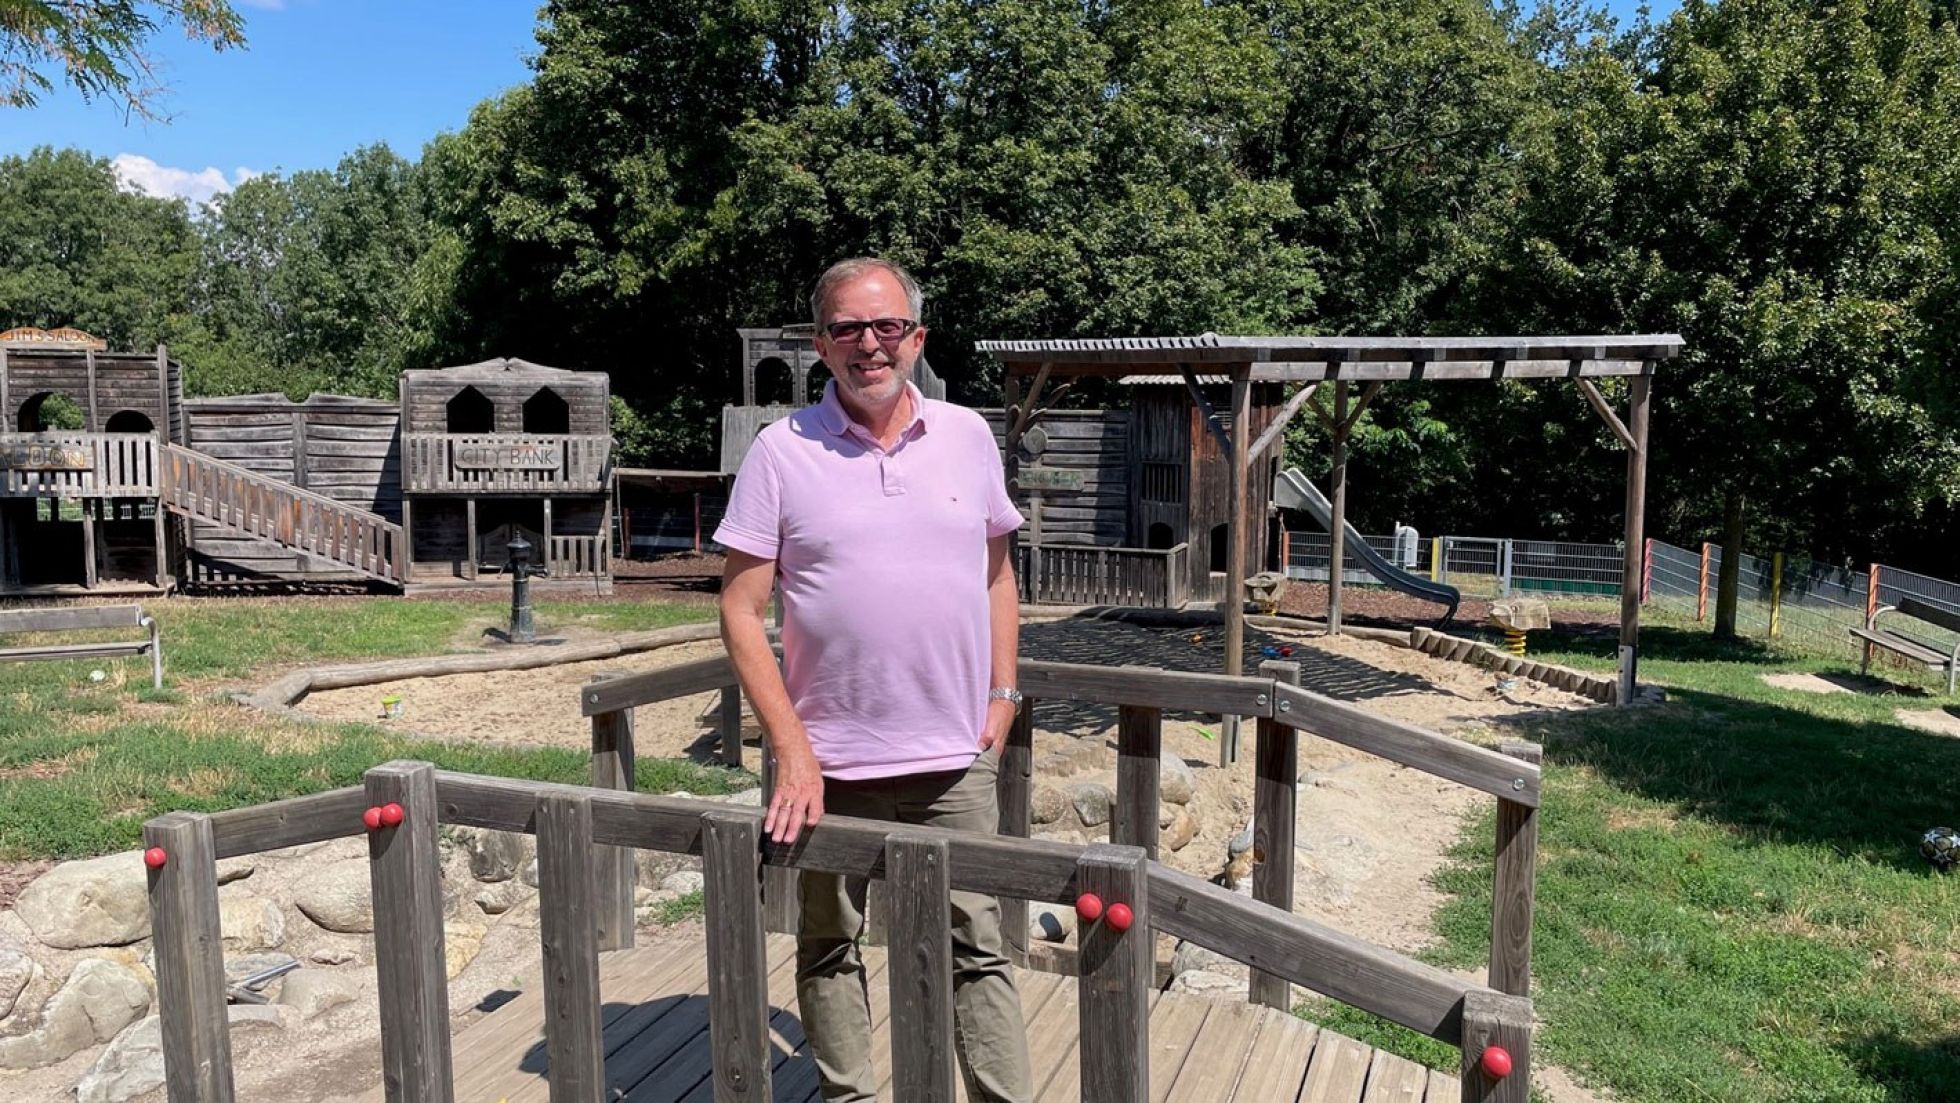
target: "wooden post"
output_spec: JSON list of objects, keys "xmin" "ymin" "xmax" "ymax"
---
[
  {"xmin": 1618, "ymin": 373, "xmax": 1651, "ymax": 704},
  {"xmin": 1077, "ymin": 844, "xmax": 1150, "ymax": 1103},
  {"xmin": 588, "ymin": 674, "xmax": 636, "ymax": 951},
  {"xmin": 144, "ymin": 811, "xmax": 234, "ymax": 1102},
  {"xmin": 82, "ymin": 499, "xmax": 98, "ymax": 589},
  {"xmin": 156, "ymin": 344, "xmax": 171, "ymax": 443},
  {"xmin": 1489, "ymin": 742, "xmax": 1542, "ymax": 999},
  {"xmin": 758, "ymin": 746, "xmax": 800, "ymax": 935},
  {"xmin": 1328, "ymin": 380, "xmax": 1349, "ymax": 635},
  {"xmin": 1250, "ymin": 659, "xmax": 1301, "ymax": 1010},
  {"xmin": 465, "ymin": 497, "xmax": 478, "ymax": 581},
  {"xmin": 1459, "ymin": 990, "xmax": 1533, "ymax": 1103},
  {"xmin": 536, "ymin": 792, "xmax": 604, "ymax": 1102},
  {"xmin": 1640, "ymin": 537, "xmax": 1653, "ymax": 604},
  {"xmin": 85, "ymin": 347, "xmax": 100, "ymax": 430},
  {"xmin": 998, "ymin": 696, "xmax": 1034, "ymax": 967},
  {"xmin": 1696, "ymin": 543, "xmax": 1710, "ymax": 621},
  {"xmin": 1225, "ymin": 368, "xmax": 1252, "ymax": 671},
  {"xmin": 365, "ymin": 761, "xmax": 454, "ymax": 1103},
  {"xmin": 718, "ymin": 684, "xmax": 744, "ymax": 768},
  {"xmin": 692, "ymin": 491, "xmax": 702, "ymax": 555},
  {"xmin": 887, "ymin": 831, "xmax": 957, "ymax": 1103},
  {"xmin": 1769, "ymin": 552, "xmax": 1784, "ymax": 638},
  {"xmin": 1432, "ymin": 536, "xmax": 1444, "ymax": 582},
  {"xmin": 702, "ymin": 810, "xmax": 771, "ymax": 1102},
  {"xmin": 1114, "ymin": 704, "xmax": 1161, "ymax": 859}
]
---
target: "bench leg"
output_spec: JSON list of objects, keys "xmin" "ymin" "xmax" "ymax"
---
[{"xmin": 1861, "ymin": 642, "xmax": 1871, "ymax": 678}]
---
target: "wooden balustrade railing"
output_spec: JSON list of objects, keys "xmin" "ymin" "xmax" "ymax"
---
[
  {"xmin": 145, "ymin": 655, "xmax": 1540, "ymax": 1103},
  {"xmin": 403, "ymin": 433, "xmax": 612, "ymax": 493},
  {"xmin": 0, "ymin": 432, "xmax": 159, "ymax": 496},
  {"xmin": 158, "ymin": 444, "xmax": 405, "ymax": 583},
  {"xmin": 1017, "ymin": 541, "xmax": 1190, "ymax": 608}
]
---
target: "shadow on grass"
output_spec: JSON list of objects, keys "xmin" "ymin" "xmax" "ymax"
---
[
  {"xmin": 1513, "ymin": 626, "xmax": 1960, "ymax": 873},
  {"xmin": 1841, "ymin": 1029, "xmax": 1960, "ymax": 1103}
]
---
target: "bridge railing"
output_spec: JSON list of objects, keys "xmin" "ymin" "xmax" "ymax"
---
[{"xmin": 145, "ymin": 654, "xmax": 1539, "ymax": 1102}]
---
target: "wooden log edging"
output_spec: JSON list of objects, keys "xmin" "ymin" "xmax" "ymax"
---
[
  {"xmin": 1409, "ymin": 626, "xmax": 1621, "ymax": 704},
  {"xmin": 235, "ymin": 620, "xmax": 727, "ymax": 712}
]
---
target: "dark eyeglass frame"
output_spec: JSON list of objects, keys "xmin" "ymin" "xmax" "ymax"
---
[{"xmin": 822, "ymin": 317, "xmax": 920, "ymax": 344}]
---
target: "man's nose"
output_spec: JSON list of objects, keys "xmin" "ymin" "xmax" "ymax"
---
[{"xmin": 853, "ymin": 326, "xmax": 883, "ymax": 353}]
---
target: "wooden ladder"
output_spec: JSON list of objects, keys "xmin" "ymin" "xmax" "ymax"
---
[{"xmin": 158, "ymin": 443, "xmax": 405, "ymax": 584}]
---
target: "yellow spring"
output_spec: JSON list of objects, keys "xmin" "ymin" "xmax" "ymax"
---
[{"xmin": 1505, "ymin": 627, "xmax": 1528, "ymax": 656}]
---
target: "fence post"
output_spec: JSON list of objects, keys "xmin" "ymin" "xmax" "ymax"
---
[
  {"xmin": 1280, "ymin": 529, "xmax": 1291, "ymax": 576},
  {"xmin": 886, "ymin": 831, "xmax": 957, "ymax": 1103},
  {"xmin": 703, "ymin": 810, "xmax": 771, "ymax": 1102},
  {"xmin": 1077, "ymin": 844, "xmax": 1150, "ymax": 1103},
  {"xmin": 718, "ymin": 685, "xmax": 745, "ymax": 768},
  {"xmin": 1114, "ymin": 704, "xmax": 1162, "ymax": 857},
  {"xmin": 1459, "ymin": 990, "xmax": 1533, "ymax": 1103},
  {"xmin": 1432, "ymin": 536, "xmax": 1444, "ymax": 582},
  {"xmin": 1489, "ymin": 742, "xmax": 1542, "ymax": 1000},
  {"xmin": 144, "ymin": 811, "xmax": 234, "ymax": 1102},
  {"xmin": 998, "ymin": 697, "xmax": 1035, "ymax": 967},
  {"xmin": 365, "ymin": 761, "xmax": 454, "ymax": 1103},
  {"xmin": 758, "ymin": 748, "xmax": 801, "ymax": 935},
  {"xmin": 1250, "ymin": 659, "xmax": 1301, "ymax": 1011},
  {"xmin": 535, "ymin": 792, "xmax": 604, "ymax": 1102},
  {"xmin": 588, "ymin": 674, "xmax": 636, "ymax": 952},
  {"xmin": 1864, "ymin": 564, "xmax": 1882, "ymax": 672},
  {"xmin": 1697, "ymin": 542, "xmax": 1711, "ymax": 621},
  {"xmin": 1641, "ymin": 537, "xmax": 1653, "ymax": 604},
  {"xmin": 1769, "ymin": 553, "xmax": 1784, "ymax": 639},
  {"xmin": 1498, "ymin": 539, "xmax": 1513, "ymax": 597}
]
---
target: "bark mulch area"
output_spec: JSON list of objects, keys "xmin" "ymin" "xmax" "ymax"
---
[
  {"xmin": 613, "ymin": 552, "xmax": 725, "ymax": 604},
  {"xmin": 1274, "ymin": 580, "xmax": 1623, "ymax": 638}
]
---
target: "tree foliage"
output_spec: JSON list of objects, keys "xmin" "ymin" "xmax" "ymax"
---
[{"xmin": 0, "ymin": 0, "xmax": 244, "ymax": 118}]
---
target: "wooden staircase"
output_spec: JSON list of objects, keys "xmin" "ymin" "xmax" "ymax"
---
[{"xmin": 158, "ymin": 443, "xmax": 405, "ymax": 584}]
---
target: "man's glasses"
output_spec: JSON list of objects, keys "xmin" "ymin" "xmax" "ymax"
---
[{"xmin": 823, "ymin": 317, "xmax": 919, "ymax": 344}]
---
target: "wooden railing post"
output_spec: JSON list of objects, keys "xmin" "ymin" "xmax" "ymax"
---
[
  {"xmin": 717, "ymin": 684, "xmax": 745, "ymax": 768},
  {"xmin": 144, "ymin": 812, "xmax": 234, "ymax": 1102},
  {"xmin": 536, "ymin": 792, "xmax": 603, "ymax": 1101},
  {"xmin": 1251, "ymin": 659, "xmax": 1301, "ymax": 1010},
  {"xmin": 1077, "ymin": 844, "xmax": 1150, "ymax": 1103},
  {"xmin": 1460, "ymin": 990, "xmax": 1532, "ymax": 1103},
  {"xmin": 588, "ymin": 673, "xmax": 637, "ymax": 951},
  {"xmin": 702, "ymin": 810, "xmax": 771, "ymax": 1102},
  {"xmin": 1114, "ymin": 704, "xmax": 1162, "ymax": 859},
  {"xmin": 1488, "ymin": 741, "xmax": 1542, "ymax": 999},
  {"xmin": 998, "ymin": 697, "xmax": 1035, "ymax": 967},
  {"xmin": 365, "ymin": 761, "xmax": 454, "ymax": 1103},
  {"xmin": 758, "ymin": 747, "xmax": 801, "ymax": 935},
  {"xmin": 887, "ymin": 831, "xmax": 956, "ymax": 1102}
]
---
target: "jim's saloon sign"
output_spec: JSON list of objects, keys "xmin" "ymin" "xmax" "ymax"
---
[
  {"xmin": 0, "ymin": 442, "xmax": 90, "ymax": 471},
  {"xmin": 453, "ymin": 441, "xmax": 563, "ymax": 471}
]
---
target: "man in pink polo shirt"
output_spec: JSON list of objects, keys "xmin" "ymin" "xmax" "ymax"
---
[{"xmin": 716, "ymin": 257, "xmax": 1033, "ymax": 1101}]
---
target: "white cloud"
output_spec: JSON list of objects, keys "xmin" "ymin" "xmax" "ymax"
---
[{"xmin": 111, "ymin": 154, "xmax": 260, "ymax": 206}]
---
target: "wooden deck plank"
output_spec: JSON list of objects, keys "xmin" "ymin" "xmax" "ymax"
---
[
  {"xmin": 1162, "ymin": 999, "xmax": 1267, "ymax": 1103},
  {"xmin": 1229, "ymin": 1014, "xmax": 1317, "ymax": 1101},
  {"xmin": 1035, "ymin": 989, "xmax": 1167, "ymax": 1102},
  {"xmin": 1145, "ymin": 997, "xmax": 1216, "ymax": 1103},
  {"xmin": 1422, "ymin": 1068, "xmax": 1455, "ymax": 1102},
  {"xmin": 1018, "ymin": 974, "xmax": 1084, "ymax": 1101},
  {"xmin": 928, "ymin": 963, "xmax": 1070, "ymax": 1103},
  {"xmin": 1298, "ymin": 1030, "xmax": 1374, "ymax": 1103},
  {"xmin": 1360, "ymin": 1048, "xmax": 1432, "ymax": 1103},
  {"xmin": 621, "ymin": 941, "xmax": 836, "ymax": 1102}
]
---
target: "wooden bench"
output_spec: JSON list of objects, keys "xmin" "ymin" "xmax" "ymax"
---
[
  {"xmin": 1852, "ymin": 596, "xmax": 1960, "ymax": 694},
  {"xmin": 0, "ymin": 604, "xmax": 163, "ymax": 689}
]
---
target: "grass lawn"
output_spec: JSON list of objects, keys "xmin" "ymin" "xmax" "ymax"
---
[
  {"xmin": 1305, "ymin": 606, "xmax": 1960, "ymax": 1102},
  {"xmin": 0, "ymin": 595, "xmax": 744, "ymax": 860}
]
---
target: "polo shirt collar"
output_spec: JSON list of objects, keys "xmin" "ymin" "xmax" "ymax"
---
[{"xmin": 816, "ymin": 378, "xmax": 930, "ymax": 441}]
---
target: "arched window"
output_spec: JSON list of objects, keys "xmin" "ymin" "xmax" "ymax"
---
[
  {"xmin": 521, "ymin": 387, "xmax": 571, "ymax": 435},
  {"xmin": 104, "ymin": 410, "xmax": 154, "ymax": 434},
  {"xmin": 1209, "ymin": 523, "xmax": 1230, "ymax": 573},
  {"xmin": 446, "ymin": 386, "xmax": 495, "ymax": 433},
  {"xmin": 754, "ymin": 357, "xmax": 795, "ymax": 405},
  {"xmin": 804, "ymin": 362, "xmax": 833, "ymax": 402},
  {"xmin": 16, "ymin": 392, "xmax": 85, "ymax": 432},
  {"xmin": 1147, "ymin": 523, "xmax": 1175, "ymax": 550}
]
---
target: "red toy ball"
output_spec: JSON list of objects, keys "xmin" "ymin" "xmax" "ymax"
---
[
  {"xmin": 1075, "ymin": 893, "xmax": 1104, "ymax": 923},
  {"xmin": 379, "ymin": 802, "xmax": 406, "ymax": 827},
  {"xmin": 1279, "ymin": 645, "xmax": 1294, "ymax": 658},
  {"xmin": 362, "ymin": 806, "xmax": 384, "ymax": 831},
  {"xmin": 1480, "ymin": 1046, "xmax": 1513, "ymax": 1079},
  {"xmin": 1105, "ymin": 903, "xmax": 1134, "ymax": 932},
  {"xmin": 143, "ymin": 847, "xmax": 168, "ymax": 869}
]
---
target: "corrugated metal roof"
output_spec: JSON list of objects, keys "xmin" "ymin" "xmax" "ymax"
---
[
  {"xmin": 972, "ymin": 334, "xmax": 1684, "ymax": 365},
  {"xmin": 1116, "ymin": 374, "xmax": 1230, "ymax": 386}
]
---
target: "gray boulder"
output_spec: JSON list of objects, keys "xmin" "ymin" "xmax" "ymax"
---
[
  {"xmin": 0, "ymin": 958, "xmax": 150, "ymax": 1070},
  {"xmin": 218, "ymin": 894, "xmax": 286, "ymax": 952},
  {"xmin": 276, "ymin": 968, "xmax": 362, "ymax": 1020},
  {"xmin": 0, "ymin": 934, "xmax": 36, "ymax": 1020},
  {"xmin": 75, "ymin": 1006, "xmax": 289, "ymax": 1103},
  {"xmin": 292, "ymin": 858, "xmax": 373, "ymax": 934},
  {"xmin": 1028, "ymin": 903, "xmax": 1076, "ymax": 944},
  {"xmin": 463, "ymin": 828, "xmax": 532, "ymax": 884},
  {"xmin": 1159, "ymin": 756, "xmax": 1197, "ymax": 806},
  {"xmin": 1069, "ymin": 782, "xmax": 1114, "ymax": 828},
  {"xmin": 1031, "ymin": 785, "xmax": 1069, "ymax": 826},
  {"xmin": 14, "ymin": 852, "xmax": 149, "ymax": 949}
]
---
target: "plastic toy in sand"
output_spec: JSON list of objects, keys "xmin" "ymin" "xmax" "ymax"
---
[{"xmin": 1488, "ymin": 598, "xmax": 1551, "ymax": 656}]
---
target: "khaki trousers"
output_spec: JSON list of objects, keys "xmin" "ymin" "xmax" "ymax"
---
[{"xmin": 796, "ymin": 750, "xmax": 1033, "ymax": 1102}]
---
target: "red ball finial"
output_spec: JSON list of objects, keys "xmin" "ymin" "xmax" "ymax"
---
[
  {"xmin": 1480, "ymin": 1046, "xmax": 1513, "ymax": 1079},
  {"xmin": 379, "ymin": 802, "xmax": 405, "ymax": 827},
  {"xmin": 1105, "ymin": 902, "xmax": 1134, "ymax": 932},
  {"xmin": 1075, "ymin": 893, "xmax": 1104, "ymax": 923},
  {"xmin": 143, "ymin": 847, "xmax": 168, "ymax": 869},
  {"xmin": 362, "ymin": 806, "xmax": 384, "ymax": 831}
]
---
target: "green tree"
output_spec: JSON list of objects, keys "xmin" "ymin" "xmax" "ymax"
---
[{"xmin": 1, "ymin": 0, "xmax": 244, "ymax": 117}]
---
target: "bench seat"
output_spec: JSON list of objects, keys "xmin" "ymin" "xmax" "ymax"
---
[
  {"xmin": 0, "ymin": 604, "xmax": 163, "ymax": 688},
  {"xmin": 1853, "ymin": 597, "xmax": 1960, "ymax": 694},
  {"xmin": 0, "ymin": 640, "xmax": 154, "ymax": 662}
]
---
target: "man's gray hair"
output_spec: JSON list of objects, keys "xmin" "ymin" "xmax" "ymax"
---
[{"xmin": 810, "ymin": 257, "xmax": 925, "ymax": 327}]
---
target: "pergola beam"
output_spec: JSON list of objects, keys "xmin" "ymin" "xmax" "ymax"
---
[
  {"xmin": 1004, "ymin": 358, "xmax": 1657, "ymax": 381},
  {"xmin": 1180, "ymin": 366, "xmax": 1234, "ymax": 459},
  {"xmin": 1248, "ymin": 382, "xmax": 1319, "ymax": 464},
  {"xmin": 1576, "ymin": 378, "xmax": 1638, "ymax": 451}
]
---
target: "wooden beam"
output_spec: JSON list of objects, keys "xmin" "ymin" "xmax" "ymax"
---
[
  {"xmin": 1576, "ymin": 377, "xmax": 1637, "ymax": 451},
  {"xmin": 1305, "ymin": 392, "xmax": 1338, "ymax": 433},
  {"xmin": 1327, "ymin": 381, "xmax": 1349, "ymax": 635},
  {"xmin": 1224, "ymin": 368, "xmax": 1251, "ymax": 681},
  {"xmin": 1489, "ymin": 742, "xmax": 1542, "ymax": 999},
  {"xmin": 1619, "ymin": 372, "xmax": 1653, "ymax": 702},
  {"xmin": 1179, "ymin": 366, "xmax": 1233, "ymax": 458},
  {"xmin": 588, "ymin": 676, "xmax": 636, "ymax": 952},
  {"xmin": 144, "ymin": 812, "xmax": 235, "ymax": 1101},
  {"xmin": 156, "ymin": 345, "xmax": 171, "ymax": 443},
  {"xmin": 1340, "ymin": 381, "xmax": 1384, "ymax": 433},
  {"xmin": 1250, "ymin": 659, "xmax": 1301, "ymax": 1011},
  {"xmin": 1113, "ymin": 705, "xmax": 1161, "ymax": 859},
  {"xmin": 1460, "ymin": 990, "xmax": 1533, "ymax": 1103},
  {"xmin": 1008, "ymin": 363, "xmax": 1053, "ymax": 440},
  {"xmin": 84, "ymin": 347, "xmax": 99, "ymax": 430},
  {"xmin": 997, "ymin": 697, "xmax": 1035, "ymax": 967},
  {"xmin": 1272, "ymin": 684, "xmax": 1541, "ymax": 805},
  {"xmin": 1247, "ymin": 381, "xmax": 1318, "ymax": 464}
]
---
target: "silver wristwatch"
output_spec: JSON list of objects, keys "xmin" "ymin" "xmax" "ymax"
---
[{"xmin": 987, "ymin": 686, "xmax": 1024, "ymax": 705}]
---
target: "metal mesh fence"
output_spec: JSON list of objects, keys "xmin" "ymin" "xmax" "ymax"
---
[
  {"xmin": 1508, "ymin": 539, "xmax": 1624, "ymax": 596},
  {"xmin": 1282, "ymin": 531, "xmax": 1409, "ymax": 584}
]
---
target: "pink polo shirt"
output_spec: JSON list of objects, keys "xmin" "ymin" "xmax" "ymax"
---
[{"xmin": 714, "ymin": 381, "xmax": 1025, "ymax": 780}]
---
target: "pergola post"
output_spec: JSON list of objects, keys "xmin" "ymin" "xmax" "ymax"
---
[
  {"xmin": 1222, "ymin": 368, "xmax": 1252, "ymax": 764},
  {"xmin": 1618, "ymin": 372, "xmax": 1652, "ymax": 703},
  {"xmin": 1327, "ymin": 380, "xmax": 1349, "ymax": 635}
]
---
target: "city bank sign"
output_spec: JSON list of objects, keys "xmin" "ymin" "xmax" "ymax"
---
[{"xmin": 453, "ymin": 442, "xmax": 562, "ymax": 470}]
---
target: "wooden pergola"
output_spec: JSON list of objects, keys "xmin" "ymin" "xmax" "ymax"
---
[{"xmin": 979, "ymin": 334, "xmax": 1683, "ymax": 705}]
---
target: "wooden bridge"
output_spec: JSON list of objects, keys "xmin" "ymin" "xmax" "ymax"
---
[{"xmin": 143, "ymin": 657, "xmax": 1542, "ymax": 1102}]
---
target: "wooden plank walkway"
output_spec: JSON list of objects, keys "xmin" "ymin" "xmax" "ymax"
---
[{"xmin": 412, "ymin": 935, "xmax": 1459, "ymax": 1102}]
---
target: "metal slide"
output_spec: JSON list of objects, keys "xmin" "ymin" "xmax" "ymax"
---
[{"xmin": 1273, "ymin": 467, "xmax": 1460, "ymax": 626}]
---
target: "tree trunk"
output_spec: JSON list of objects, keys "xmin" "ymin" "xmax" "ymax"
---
[{"xmin": 1713, "ymin": 488, "xmax": 1745, "ymax": 640}]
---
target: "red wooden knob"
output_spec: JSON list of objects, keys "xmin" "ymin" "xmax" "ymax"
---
[
  {"xmin": 1279, "ymin": 645, "xmax": 1294, "ymax": 658},
  {"xmin": 379, "ymin": 803, "xmax": 405, "ymax": 827},
  {"xmin": 1105, "ymin": 903, "xmax": 1133, "ymax": 932},
  {"xmin": 143, "ymin": 847, "xmax": 168, "ymax": 869},
  {"xmin": 1075, "ymin": 893, "xmax": 1104, "ymax": 923},
  {"xmin": 1480, "ymin": 1046, "xmax": 1513, "ymax": 1079},
  {"xmin": 362, "ymin": 806, "xmax": 384, "ymax": 831}
]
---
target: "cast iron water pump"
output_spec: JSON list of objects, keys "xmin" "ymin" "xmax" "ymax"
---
[{"xmin": 506, "ymin": 534, "xmax": 548, "ymax": 643}]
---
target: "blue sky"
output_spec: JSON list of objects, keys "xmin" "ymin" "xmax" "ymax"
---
[{"xmin": 4, "ymin": 0, "xmax": 1673, "ymax": 206}]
